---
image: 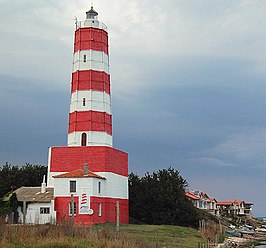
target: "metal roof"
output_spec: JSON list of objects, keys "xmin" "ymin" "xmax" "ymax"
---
[{"xmin": 14, "ymin": 187, "xmax": 54, "ymax": 203}]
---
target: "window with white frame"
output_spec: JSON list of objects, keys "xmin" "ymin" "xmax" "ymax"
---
[
  {"xmin": 98, "ymin": 203, "xmax": 102, "ymax": 217},
  {"xmin": 40, "ymin": 207, "xmax": 50, "ymax": 214},
  {"xmin": 70, "ymin": 180, "xmax": 76, "ymax": 193}
]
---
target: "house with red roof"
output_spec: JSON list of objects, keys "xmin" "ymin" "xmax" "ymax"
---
[
  {"xmin": 52, "ymin": 164, "xmax": 128, "ymax": 225},
  {"xmin": 185, "ymin": 191, "xmax": 218, "ymax": 216},
  {"xmin": 217, "ymin": 200, "xmax": 253, "ymax": 218}
]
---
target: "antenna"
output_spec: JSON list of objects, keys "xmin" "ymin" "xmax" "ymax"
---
[{"xmin": 74, "ymin": 16, "xmax": 78, "ymax": 29}]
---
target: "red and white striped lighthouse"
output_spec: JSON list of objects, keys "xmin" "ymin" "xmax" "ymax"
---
[
  {"xmin": 68, "ymin": 7, "xmax": 112, "ymax": 147},
  {"xmin": 47, "ymin": 7, "xmax": 129, "ymax": 225}
]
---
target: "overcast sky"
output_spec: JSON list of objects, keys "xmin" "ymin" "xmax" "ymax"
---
[{"xmin": 1, "ymin": 0, "xmax": 266, "ymax": 216}]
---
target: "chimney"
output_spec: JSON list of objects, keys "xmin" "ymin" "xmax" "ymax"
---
[
  {"xmin": 41, "ymin": 175, "xmax": 46, "ymax": 193},
  {"xmin": 84, "ymin": 163, "xmax": 88, "ymax": 176}
]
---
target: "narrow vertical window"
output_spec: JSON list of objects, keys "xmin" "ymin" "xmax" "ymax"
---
[
  {"xmin": 69, "ymin": 202, "xmax": 77, "ymax": 215},
  {"xmin": 70, "ymin": 180, "xmax": 76, "ymax": 193},
  {"xmin": 83, "ymin": 54, "xmax": 86, "ymax": 63},
  {"xmin": 81, "ymin": 133, "xmax": 87, "ymax": 146},
  {"xmin": 98, "ymin": 203, "xmax": 102, "ymax": 217},
  {"xmin": 98, "ymin": 181, "xmax": 101, "ymax": 194},
  {"xmin": 83, "ymin": 98, "xmax": 86, "ymax": 106}
]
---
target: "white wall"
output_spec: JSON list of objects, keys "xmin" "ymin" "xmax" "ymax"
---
[
  {"xmin": 53, "ymin": 172, "xmax": 128, "ymax": 199},
  {"xmin": 67, "ymin": 131, "xmax": 112, "ymax": 147},
  {"xmin": 73, "ymin": 50, "xmax": 109, "ymax": 74},
  {"xmin": 70, "ymin": 90, "xmax": 111, "ymax": 114},
  {"xmin": 47, "ymin": 147, "xmax": 52, "ymax": 187},
  {"xmin": 17, "ymin": 201, "xmax": 55, "ymax": 224},
  {"xmin": 97, "ymin": 172, "xmax": 128, "ymax": 199}
]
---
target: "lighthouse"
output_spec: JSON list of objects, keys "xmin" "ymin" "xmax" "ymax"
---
[
  {"xmin": 68, "ymin": 7, "xmax": 112, "ymax": 147},
  {"xmin": 47, "ymin": 7, "xmax": 129, "ymax": 225}
]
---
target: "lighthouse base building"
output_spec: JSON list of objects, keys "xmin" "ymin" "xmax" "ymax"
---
[
  {"xmin": 14, "ymin": 7, "xmax": 129, "ymax": 225},
  {"xmin": 48, "ymin": 146, "xmax": 128, "ymax": 225}
]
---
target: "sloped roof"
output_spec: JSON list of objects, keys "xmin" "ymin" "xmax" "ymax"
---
[
  {"xmin": 217, "ymin": 201, "xmax": 233, "ymax": 206},
  {"xmin": 53, "ymin": 169, "xmax": 106, "ymax": 179},
  {"xmin": 185, "ymin": 191, "xmax": 200, "ymax": 200},
  {"xmin": 201, "ymin": 191, "xmax": 210, "ymax": 199},
  {"xmin": 14, "ymin": 187, "xmax": 54, "ymax": 202},
  {"xmin": 217, "ymin": 200, "xmax": 245, "ymax": 206},
  {"xmin": 228, "ymin": 200, "xmax": 245, "ymax": 206}
]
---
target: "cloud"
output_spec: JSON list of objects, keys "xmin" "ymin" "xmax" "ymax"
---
[{"xmin": 209, "ymin": 129, "xmax": 266, "ymax": 168}]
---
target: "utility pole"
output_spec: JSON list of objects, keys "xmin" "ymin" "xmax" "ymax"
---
[
  {"xmin": 23, "ymin": 198, "xmax": 26, "ymax": 225},
  {"xmin": 116, "ymin": 201, "xmax": 120, "ymax": 232},
  {"xmin": 71, "ymin": 194, "xmax": 75, "ymax": 226}
]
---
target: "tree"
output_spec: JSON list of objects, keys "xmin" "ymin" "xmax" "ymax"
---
[
  {"xmin": 129, "ymin": 167, "xmax": 203, "ymax": 227},
  {"xmin": 0, "ymin": 163, "xmax": 47, "ymax": 197}
]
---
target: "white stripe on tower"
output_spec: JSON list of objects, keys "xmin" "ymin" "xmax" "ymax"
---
[
  {"xmin": 73, "ymin": 50, "xmax": 109, "ymax": 74},
  {"xmin": 70, "ymin": 90, "xmax": 111, "ymax": 114},
  {"xmin": 67, "ymin": 10, "xmax": 112, "ymax": 147}
]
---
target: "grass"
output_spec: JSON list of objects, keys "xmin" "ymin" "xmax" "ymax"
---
[
  {"xmin": 117, "ymin": 224, "xmax": 205, "ymax": 247},
  {"xmin": 0, "ymin": 222, "xmax": 206, "ymax": 248}
]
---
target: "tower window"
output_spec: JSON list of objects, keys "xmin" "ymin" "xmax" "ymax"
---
[
  {"xmin": 83, "ymin": 98, "xmax": 86, "ymax": 106},
  {"xmin": 69, "ymin": 202, "xmax": 77, "ymax": 215},
  {"xmin": 83, "ymin": 55, "xmax": 86, "ymax": 63},
  {"xmin": 81, "ymin": 133, "xmax": 87, "ymax": 146},
  {"xmin": 70, "ymin": 180, "xmax": 76, "ymax": 193}
]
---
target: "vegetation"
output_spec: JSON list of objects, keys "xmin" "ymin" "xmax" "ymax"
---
[
  {"xmin": 0, "ymin": 221, "xmax": 206, "ymax": 248},
  {"xmin": 0, "ymin": 163, "xmax": 47, "ymax": 219},
  {"xmin": 129, "ymin": 167, "xmax": 216, "ymax": 227},
  {"xmin": 0, "ymin": 162, "xmax": 47, "ymax": 197},
  {"xmin": 0, "ymin": 192, "xmax": 20, "ymax": 218}
]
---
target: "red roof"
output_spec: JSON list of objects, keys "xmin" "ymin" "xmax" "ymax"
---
[
  {"xmin": 244, "ymin": 202, "xmax": 253, "ymax": 205},
  {"xmin": 53, "ymin": 169, "xmax": 106, "ymax": 179},
  {"xmin": 201, "ymin": 191, "xmax": 209, "ymax": 198},
  {"xmin": 185, "ymin": 192, "xmax": 200, "ymax": 200},
  {"xmin": 217, "ymin": 200, "xmax": 245, "ymax": 206},
  {"xmin": 217, "ymin": 201, "xmax": 232, "ymax": 206}
]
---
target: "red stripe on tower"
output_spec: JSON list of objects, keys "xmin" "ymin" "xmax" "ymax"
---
[
  {"xmin": 71, "ymin": 71, "xmax": 110, "ymax": 94},
  {"xmin": 68, "ymin": 111, "xmax": 112, "ymax": 135},
  {"xmin": 74, "ymin": 28, "xmax": 109, "ymax": 54}
]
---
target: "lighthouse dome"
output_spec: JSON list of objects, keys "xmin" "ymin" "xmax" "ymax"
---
[{"xmin": 86, "ymin": 6, "xmax": 98, "ymax": 20}]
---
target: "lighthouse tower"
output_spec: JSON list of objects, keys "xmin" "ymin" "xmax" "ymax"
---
[
  {"xmin": 68, "ymin": 7, "xmax": 112, "ymax": 147},
  {"xmin": 47, "ymin": 7, "xmax": 129, "ymax": 225}
]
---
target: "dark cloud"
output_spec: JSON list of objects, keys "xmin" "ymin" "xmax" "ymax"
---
[
  {"xmin": 112, "ymin": 56, "xmax": 266, "ymax": 215},
  {"xmin": 0, "ymin": 74, "xmax": 68, "ymax": 165}
]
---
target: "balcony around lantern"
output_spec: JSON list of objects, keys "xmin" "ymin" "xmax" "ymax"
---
[{"xmin": 76, "ymin": 20, "xmax": 107, "ymax": 32}]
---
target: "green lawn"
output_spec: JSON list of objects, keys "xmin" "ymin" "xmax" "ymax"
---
[
  {"xmin": 96, "ymin": 223, "xmax": 206, "ymax": 247},
  {"xmin": 0, "ymin": 223, "xmax": 206, "ymax": 248}
]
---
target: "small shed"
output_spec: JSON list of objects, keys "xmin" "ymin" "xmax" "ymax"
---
[{"xmin": 15, "ymin": 187, "xmax": 55, "ymax": 224}]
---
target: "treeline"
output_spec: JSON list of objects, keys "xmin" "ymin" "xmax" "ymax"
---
[
  {"xmin": 0, "ymin": 164, "xmax": 214, "ymax": 227},
  {"xmin": 129, "ymin": 167, "xmax": 216, "ymax": 227},
  {"xmin": 0, "ymin": 163, "xmax": 47, "ymax": 197}
]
